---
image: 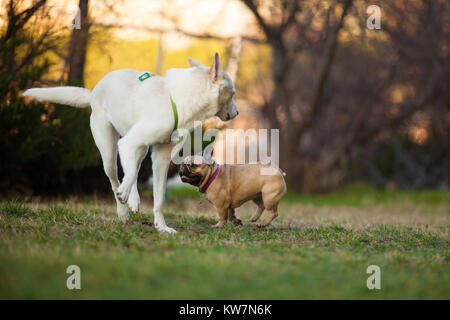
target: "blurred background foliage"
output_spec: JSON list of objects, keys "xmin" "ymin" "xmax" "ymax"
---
[{"xmin": 0, "ymin": 0, "xmax": 448, "ymax": 198}]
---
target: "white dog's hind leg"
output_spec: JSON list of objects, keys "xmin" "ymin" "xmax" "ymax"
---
[
  {"xmin": 127, "ymin": 146, "xmax": 148, "ymax": 213},
  {"xmin": 90, "ymin": 112, "xmax": 129, "ymax": 222},
  {"xmin": 151, "ymin": 143, "xmax": 177, "ymax": 234}
]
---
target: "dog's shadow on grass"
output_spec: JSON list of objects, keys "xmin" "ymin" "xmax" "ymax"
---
[
  {"xmin": 137, "ymin": 219, "xmax": 287, "ymax": 236},
  {"xmin": 130, "ymin": 211, "xmax": 294, "ymax": 235}
]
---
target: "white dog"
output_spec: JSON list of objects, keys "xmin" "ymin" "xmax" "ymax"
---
[{"xmin": 23, "ymin": 53, "xmax": 238, "ymax": 233}]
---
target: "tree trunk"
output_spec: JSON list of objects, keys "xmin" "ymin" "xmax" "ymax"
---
[
  {"xmin": 66, "ymin": 0, "xmax": 89, "ymax": 86},
  {"xmin": 225, "ymin": 37, "xmax": 243, "ymax": 82},
  {"xmin": 155, "ymin": 32, "xmax": 164, "ymax": 75}
]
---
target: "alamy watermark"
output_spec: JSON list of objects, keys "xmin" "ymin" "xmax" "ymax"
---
[
  {"xmin": 66, "ymin": 265, "xmax": 81, "ymax": 290},
  {"xmin": 366, "ymin": 265, "xmax": 381, "ymax": 290},
  {"xmin": 67, "ymin": 5, "xmax": 81, "ymax": 30},
  {"xmin": 367, "ymin": 5, "xmax": 381, "ymax": 30},
  {"xmin": 170, "ymin": 121, "xmax": 280, "ymax": 175}
]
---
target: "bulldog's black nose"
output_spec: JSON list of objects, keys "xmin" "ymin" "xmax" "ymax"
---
[{"xmin": 179, "ymin": 165, "xmax": 189, "ymax": 176}]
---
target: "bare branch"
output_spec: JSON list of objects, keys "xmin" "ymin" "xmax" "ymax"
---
[
  {"xmin": 295, "ymin": 0, "xmax": 354, "ymax": 136},
  {"xmin": 242, "ymin": 0, "xmax": 273, "ymax": 39},
  {"xmin": 1, "ymin": 0, "xmax": 47, "ymax": 44},
  {"xmin": 279, "ymin": 0, "xmax": 301, "ymax": 33}
]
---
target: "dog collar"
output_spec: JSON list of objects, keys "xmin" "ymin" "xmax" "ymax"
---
[
  {"xmin": 139, "ymin": 72, "xmax": 178, "ymax": 131},
  {"xmin": 138, "ymin": 72, "xmax": 152, "ymax": 82},
  {"xmin": 199, "ymin": 166, "xmax": 220, "ymax": 193},
  {"xmin": 170, "ymin": 96, "xmax": 178, "ymax": 130}
]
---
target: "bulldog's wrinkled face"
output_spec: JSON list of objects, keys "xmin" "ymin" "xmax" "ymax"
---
[{"xmin": 179, "ymin": 155, "xmax": 215, "ymax": 186}]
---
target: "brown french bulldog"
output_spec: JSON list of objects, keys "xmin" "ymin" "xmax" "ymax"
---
[{"xmin": 179, "ymin": 155, "xmax": 287, "ymax": 228}]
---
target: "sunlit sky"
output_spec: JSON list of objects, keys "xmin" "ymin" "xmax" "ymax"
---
[{"xmin": 44, "ymin": 0, "xmax": 260, "ymax": 45}]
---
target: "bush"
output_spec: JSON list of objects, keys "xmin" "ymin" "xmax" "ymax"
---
[{"xmin": 0, "ymin": 33, "xmax": 101, "ymax": 197}]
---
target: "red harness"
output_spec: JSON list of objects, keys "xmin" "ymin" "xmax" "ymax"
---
[{"xmin": 199, "ymin": 166, "xmax": 221, "ymax": 193}]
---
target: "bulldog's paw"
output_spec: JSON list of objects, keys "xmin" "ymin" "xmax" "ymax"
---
[
  {"xmin": 116, "ymin": 183, "xmax": 131, "ymax": 204},
  {"xmin": 232, "ymin": 218, "xmax": 243, "ymax": 226},
  {"xmin": 212, "ymin": 221, "xmax": 226, "ymax": 228},
  {"xmin": 127, "ymin": 190, "xmax": 140, "ymax": 213},
  {"xmin": 156, "ymin": 224, "xmax": 177, "ymax": 234}
]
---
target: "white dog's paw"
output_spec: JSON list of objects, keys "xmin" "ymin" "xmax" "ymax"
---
[
  {"xmin": 116, "ymin": 183, "xmax": 131, "ymax": 204},
  {"xmin": 127, "ymin": 190, "xmax": 140, "ymax": 213},
  {"xmin": 155, "ymin": 225, "xmax": 177, "ymax": 234}
]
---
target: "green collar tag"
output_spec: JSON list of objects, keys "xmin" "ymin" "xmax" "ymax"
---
[
  {"xmin": 170, "ymin": 96, "xmax": 178, "ymax": 131},
  {"xmin": 138, "ymin": 72, "xmax": 151, "ymax": 82}
]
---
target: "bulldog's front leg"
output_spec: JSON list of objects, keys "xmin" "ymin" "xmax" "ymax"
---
[
  {"xmin": 227, "ymin": 208, "xmax": 242, "ymax": 226},
  {"xmin": 212, "ymin": 207, "xmax": 228, "ymax": 228}
]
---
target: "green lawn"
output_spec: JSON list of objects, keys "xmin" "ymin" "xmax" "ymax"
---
[
  {"xmin": 283, "ymin": 183, "xmax": 450, "ymax": 207},
  {"xmin": 0, "ymin": 186, "xmax": 449, "ymax": 299}
]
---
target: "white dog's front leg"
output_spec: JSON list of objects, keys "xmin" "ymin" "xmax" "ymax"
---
[
  {"xmin": 117, "ymin": 132, "xmax": 148, "ymax": 204},
  {"xmin": 126, "ymin": 146, "xmax": 148, "ymax": 213},
  {"xmin": 151, "ymin": 143, "xmax": 177, "ymax": 234},
  {"xmin": 127, "ymin": 182, "xmax": 140, "ymax": 213}
]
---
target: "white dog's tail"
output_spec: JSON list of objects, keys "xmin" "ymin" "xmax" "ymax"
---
[{"xmin": 23, "ymin": 87, "xmax": 91, "ymax": 108}]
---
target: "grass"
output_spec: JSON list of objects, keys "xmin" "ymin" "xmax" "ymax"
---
[
  {"xmin": 283, "ymin": 183, "xmax": 450, "ymax": 208},
  {"xmin": 0, "ymin": 185, "xmax": 449, "ymax": 299}
]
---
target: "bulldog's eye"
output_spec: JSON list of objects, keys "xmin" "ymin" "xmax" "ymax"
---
[{"xmin": 190, "ymin": 163, "xmax": 197, "ymax": 168}]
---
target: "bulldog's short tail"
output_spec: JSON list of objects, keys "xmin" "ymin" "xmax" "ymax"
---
[{"xmin": 23, "ymin": 87, "xmax": 92, "ymax": 108}]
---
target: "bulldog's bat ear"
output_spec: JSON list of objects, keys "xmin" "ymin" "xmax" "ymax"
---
[
  {"xmin": 203, "ymin": 145, "xmax": 215, "ymax": 165},
  {"xmin": 209, "ymin": 52, "xmax": 222, "ymax": 83},
  {"xmin": 182, "ymin": 155, "xmax": 191, "ymax": 164},
  {"xmin": 188, "ymin": 58, "xmax": 205, "ymax": 68},
  {"xmin": 207, "ymin": 157, "xmax": 217, "ymax": 166}
]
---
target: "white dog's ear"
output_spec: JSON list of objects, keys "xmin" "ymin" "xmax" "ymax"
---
[
  {"xmin": 188, "ymin": 58, "xmax": 205, "ymax": 68},
  {"xmin": 209, "ymin": 52, "xmax": 222, "ymax": 83}
]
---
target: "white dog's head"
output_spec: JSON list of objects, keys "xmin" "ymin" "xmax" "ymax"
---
[{"xmin": 188, "ymin": 53, "xmax": 239, "ymax": 121}]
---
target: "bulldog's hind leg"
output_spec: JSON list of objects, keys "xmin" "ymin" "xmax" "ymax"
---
[
  {"xmin": 90, "ymin": 112, "xmax": 129, "ymax": 222},
  {"xmin": 258, "ymin": 187, "xmax": 283, "ymax": 227},
  {"xmin": 258, "ymin": 207, "xmax": 279, "ymax": 227},
  {"xmin": 250, "ymin": 196, "xmax": 265, "ymax": 222}
]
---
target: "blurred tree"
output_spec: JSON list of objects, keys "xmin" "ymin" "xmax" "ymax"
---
[
  {"xmin": 241, "ymin": 0, "xmax": 449, "ymax": 191},
  {"xmin": 66, "ymin": 0, "xmax": 90, "ymax": 86},
  {"xmin": 0, "ymin": 0, "xmax": 101, "ymax": 196}
]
